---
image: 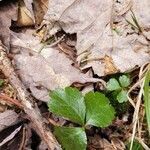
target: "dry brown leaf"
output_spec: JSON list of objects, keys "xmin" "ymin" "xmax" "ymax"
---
[
  {"xmin": 14, "ymin": 0, "xmax": 34, "ymax": 27},
  {"xmin": 88, "ymin": 135, "xmax": 115, "ymax": 150},
  {"xmin": 33, "ymin": 0, "xmax": 48, "ymax": 25},
  {"xmin": 43, "ymin": 0, "xmax": 150, "ymax": 76},
  {"xmin": 16, "ymin": 0, "xmax": 48, "ymax": 26},
  {"xmin": 11, "ymin": 31, "xmax": 101, "ymax": 102},
  {"xmin": 111, "ymin": 138, "xmax": 126, "ymax": 150},
  {"xmin": 0, "ymin": 110, "xmax": 19, "ymax": 132}
]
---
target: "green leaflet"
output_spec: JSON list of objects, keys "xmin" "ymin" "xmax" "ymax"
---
[
  {"xmin": 48, "ymin": 87, "xmax": 86, "ymax": 125},
  {"xmin": 119, "ymin": 75, "xmax": 130, "ymax": 88},
  {"xmin": 117, "ymin": 90, "xmax": 128, "ymax": 103},
  {"xmin": 106, "ymin": 75, "xmax": 130, "ymax": 103},
  {"xmin": 54, "ymin": 127, "xmax": 87, "ymax": 150},
  {"xmin": 85, "ymin": 92, "xmax": 115, "ymax": 127},
  {"xmin": 106, "ymin": 78, "xmax": 121, "ymax": 91},
  {"xmin": 0, "ymin": 79, "xmax": 4, "ymax": 87}
]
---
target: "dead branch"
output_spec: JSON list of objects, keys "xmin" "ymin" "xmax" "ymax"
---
[{"xmin": 0, "ymin": 41, "xmax": 62, "ymax": 150}]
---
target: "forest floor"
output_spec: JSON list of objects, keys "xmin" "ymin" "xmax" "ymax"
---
[{"xmin": 0, "ymin": 0, "xmax": 150, "ymax": 150}]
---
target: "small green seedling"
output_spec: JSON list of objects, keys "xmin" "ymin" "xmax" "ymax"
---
[
  {"xmin": 48, "ymin": 87, "xmax": 115, "ymax": 150},
  {"xmin": 106, "ymin": 75, "xmax": 130, "ymax": 103},
  {"xmin": 0, "ymin": 79, "xmax": 4, "ymax": 87}
]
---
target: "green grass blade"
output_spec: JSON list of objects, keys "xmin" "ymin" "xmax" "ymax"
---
[
  {"xmin": 130, "ymin": 10, "xmax": 142, "ymax": 30},
  {"xmin": 144, "ymin": 70, "xmax": 150, "ymax": 135},
  {"xmin": 131, "ymin": 14, "xmax": 142, "ymax": 32},
  {"xmin": 126, "ymin": 19, "xmax": 139, "ymax": 31},
  {"xmin": 126, "ymin": 10, "xmax": 142, "ymax": 33}
]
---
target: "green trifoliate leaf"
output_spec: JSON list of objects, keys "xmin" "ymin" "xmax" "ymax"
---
[
  {"xmin": 117, "ymin": 90, "xmax": 128, "ymax": 103},
  {"xmin": 48, "ymin": 87, "xmax": 86, "ymax": 125},
  {"xmin": 85, "ymin": 92, "xmax": 115, "ymax": 127},
  {"xmin": 54, "ymin": 127, "xmax": 87, "ymax": 150},
  {"xmin": 106, "ymin": 78, "xmax": 121, "ymax": 91},
  {"xmin": 119, "ymin": 75, "xmax": 130, "ymax": 87}
]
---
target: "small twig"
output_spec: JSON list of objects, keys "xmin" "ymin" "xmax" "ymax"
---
[
  {"xmin": 130, "ymin": 79, "xmax": 144, "ymax": 150},
  {"xmin": 19, "ymin": 126, "xmax": 26, "ymax": 150},
  {"xmin": 38, "ymin": 34, "xmax": 65, "ymax": 53},
  {"xmin": 45, "ymin": 34, "xmax": 65, "ymax": 48},
  {"xmin": 0, "ymin": 93, "xmax": 23, "ymax": 108}
]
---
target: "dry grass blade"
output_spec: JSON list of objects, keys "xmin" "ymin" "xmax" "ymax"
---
[
  {"xmin": 129, "ymin": 63, "xmax": 150, "ymax": 150},
  {"xmin": 130, "ymin": 79, "xmax": 144, "ymax": 150}
]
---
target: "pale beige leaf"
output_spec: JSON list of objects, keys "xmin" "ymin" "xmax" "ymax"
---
[
  {"xmin": 43, "ymin": 0, "xmax": 150, "ymax": 76},
  {"xmin": 11, "ymin": 31, "xmax": 100, "ymax": 102},
  {"xmin": 0, "ymin": 110, "xmax": 19, "ymax": 132},
  {"xmin": 0, "ymin": 1, "xmax": 17, "ymax": 47}
]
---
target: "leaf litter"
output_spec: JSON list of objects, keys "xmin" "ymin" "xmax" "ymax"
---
[
  {"xmin": 11, "ymin": 30, "xmax": 102, "ymax": 102},
  {"xmin": 0, "ymin": 0, "xmax": 150, "ymax": 149},
  {"xmin": 43, "ymin": 0, "xmax": 150, "ymax": 76},
  {"xmin": 0, "ymin": 0, "xmax": 17, "ymax": 48}
]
